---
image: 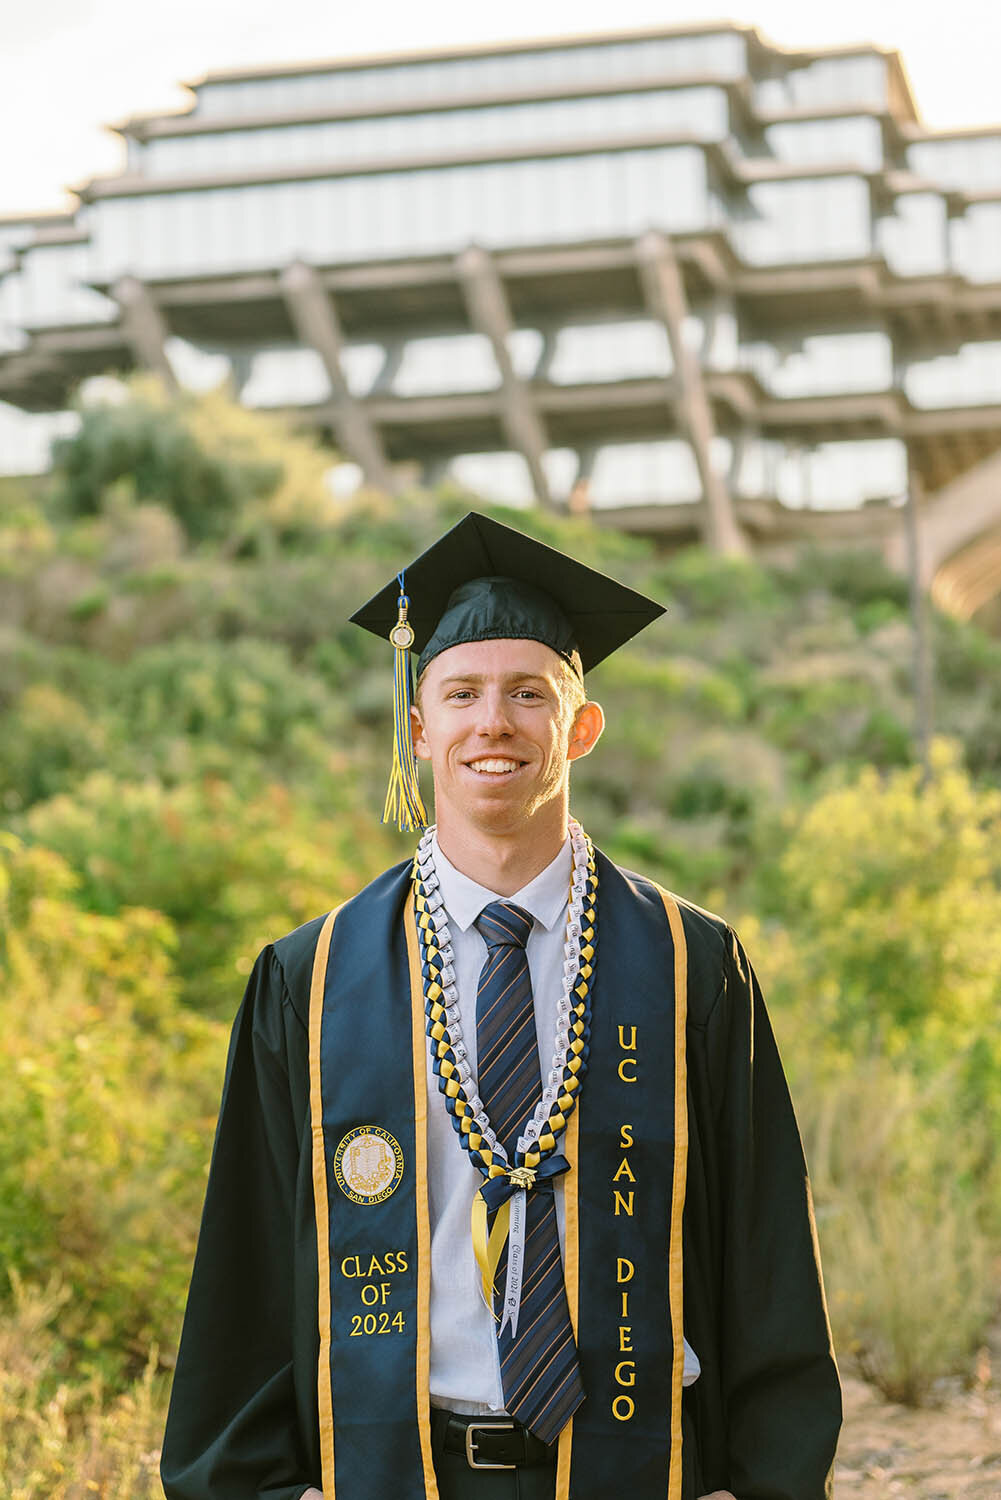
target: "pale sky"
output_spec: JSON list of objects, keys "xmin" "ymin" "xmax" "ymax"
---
[{"xmin": 2, "ymin": 0, "xmax": 1000, "ymax": 218}]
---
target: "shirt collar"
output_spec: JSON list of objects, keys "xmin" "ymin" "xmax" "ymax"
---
[{"xmin": 431, "ymin": 833, "xmax": 572, "ymax": 935}]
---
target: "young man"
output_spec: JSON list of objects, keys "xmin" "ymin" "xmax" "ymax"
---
[{"xmin": 162, "ymin": 513, "xmax": 841, "ymax": 1500}]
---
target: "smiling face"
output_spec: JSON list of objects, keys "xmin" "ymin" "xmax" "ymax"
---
[{"xmin": 411, "ymin": 637, "xmax": 603, "ymax": 847}]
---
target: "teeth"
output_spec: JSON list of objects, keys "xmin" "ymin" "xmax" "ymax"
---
[{"xmin": 470, "ymin": 758, "xmax": 519, "ymax": 773}]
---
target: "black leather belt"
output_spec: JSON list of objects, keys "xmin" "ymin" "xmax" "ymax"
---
[{"xmin": 433, "ymin": 1409, "xmax": 558, "ymax": 1470}]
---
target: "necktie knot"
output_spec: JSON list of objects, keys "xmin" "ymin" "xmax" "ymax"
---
[{"xmin": 475, "ymin": 900, "xmax": 533, "ymax": 951}]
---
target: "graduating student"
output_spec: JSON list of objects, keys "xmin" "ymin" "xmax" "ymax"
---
[{"xmin": 161, "ymin": 512, "xmax": 841, "ymax": 1500}]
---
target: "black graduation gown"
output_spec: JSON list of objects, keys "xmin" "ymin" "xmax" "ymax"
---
[{"xmin": 160, "ymin": 863, "xmax": 841, "ymax": 1500}]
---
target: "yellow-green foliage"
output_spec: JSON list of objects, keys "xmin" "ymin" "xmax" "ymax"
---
[
  {"xmin": 50, "ymin": 375, "xmax": 337, "ymax": 545},
  {"xmin": 747, "ymin": 741, "xmax": 1001, "ymax": 1402},
  {"xmin": 0, "ymin": 833, "xmax": 225, "ymax": 1387},
  {"xmin": 22, "ymin": 772, "xmax": 398, "ymax": 1016},
  {"xmin": 777, "ymin": 738, "xmax": 1001, "ymax": 1056}
]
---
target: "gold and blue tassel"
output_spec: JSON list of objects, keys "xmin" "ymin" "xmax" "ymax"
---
[{"xmin": 383, "ymin": 573, "xmax": 428, "ymax": 833}]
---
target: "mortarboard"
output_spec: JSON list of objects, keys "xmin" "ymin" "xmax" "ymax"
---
[{"xmin": 350, "ymin": 511, "xmax": 665, "ymax": 831}]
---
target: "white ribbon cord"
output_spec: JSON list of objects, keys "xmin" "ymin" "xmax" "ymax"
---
[
  {"xmin": 418, "ymin": 820, "xmax": 594, "ymax": 1166},
  {"xmin": 416, "ymin": 821, "xmax": 597, "ymax": 1341},
  {"xmin": 499, "ymin": 1188, "xmax": 527, "ymax": 1338}
]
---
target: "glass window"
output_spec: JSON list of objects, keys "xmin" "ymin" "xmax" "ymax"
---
[
  {"xmin": 742, "ymin": 329, "xmax": 893, "ymax": 396},
  {"xmin": 908, "ymin": 134, "xmax": 1001, "ymax": 193},
  {"xmin": 769, "ymin": 437, "xmax": 906, "ymax": 508},
  {"xmin": 0, "ymin": 402, "xmax": 80, "ymax": 476},
  {"xmin": 951, "ymin": 203, "xmax": 1001, "ymax": 283},
  {"xmin": 548, "ymin": 318, "xmax": 672, "ymax": 384},
  {"xmin": 143, "ymin": 86, "xmax": 734, "ymax": 180},
  {"xmin": 165, "ymin": 337, "xmax": 232, "ymax": 392},
  {"xmin": 735, "ymin": 175, "xmax": 871, "ymax": 264},
  {"xmin": 877, "ymin": 192, "xmax": 948, "ymax": 276},
  {"xmin": 507, "ymin": 327, "xmax": 544, "ymax": 380},
  {"xmin": 764, "ymin": 116, "xmax": 883, "ymax": 172},
  {"xmin": 755, "ymin": 53, "xmax": 888, "ymax": 113},
  {"xmin": 448, "ymin": 450, "xmax": 534, "ymax": 506},
  {"xmin": 542, "ymin": 447, "xmax": 579, "ymax": 503},
  {"xmin": 239, "ymin": 346, "xmax": 331, "ymax": 406},
  {"xmin": 590, "ymin": 438, "xmax": 725, "ymax": 506},
  {"xmin": 392, "ymin": 333, "xmax": 498, "ymax": 396},
  {"xmin": 339, "ymin": 343, "xmax": 386, "ymax": 398},
  {"xmin": 904, "ymin": 341, "xmax": 1001, "ymax": 408},
  {"xmin": 700, "ymin": 300, "xmax": 739, "ymax": 370},
  {"xmin": 88, "ymin": 145, "xmax": 713, "ymax": 280},
  {"xmin": 4, "ymin": 241, "xmax": 115, "ymax": 329},
  {"xmin": 446, "ymin": 446, "xmax": 577, "ymax": 506},
  {"xmin": 0, "ymin": 222, "xmax": 38, "ymax": 272},
  {"xmin": 192, "ymin": 33, "xmax": 748, "ymax": 121},
  {"xmin": 0, "ymin": 320, "xmax": 27, "ymax": 355}
]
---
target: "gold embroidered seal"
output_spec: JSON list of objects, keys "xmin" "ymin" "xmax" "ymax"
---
[{"xmin": 333, "ymin": 1126, "xmax": 405, "ymax": 1205}]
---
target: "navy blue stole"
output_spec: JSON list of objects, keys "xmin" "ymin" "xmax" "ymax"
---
[{"xmin": 308, "ymin": 854, "xmax": 688, "ymax": 1500}]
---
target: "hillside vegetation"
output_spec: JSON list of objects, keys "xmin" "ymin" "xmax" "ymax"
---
[{"xmin": 2, "ymin": 381, "xmax": 1000, "ymax": 1495}]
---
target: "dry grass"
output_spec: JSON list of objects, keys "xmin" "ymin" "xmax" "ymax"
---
[
  {"xmin": 800, "ymin": 1060, "xmax": 997, "ymax": 1405},
  {"xmin": 0, "ymin": 1275, "xmax": 165, "ymax": 1500}
]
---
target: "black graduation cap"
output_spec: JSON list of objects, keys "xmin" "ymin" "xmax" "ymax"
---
[
  {"xmin": 350, "ymin": 511, "xmax": 665, "ymax": 677},
  {"xmin": 350, "ymin": 512, "xmax": 665, "ymax": 834}
]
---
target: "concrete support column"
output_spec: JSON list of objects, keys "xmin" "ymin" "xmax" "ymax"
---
[
  {"xmin": 280, "ymin": 260, "xmax": 397, "ymax": 494},
  {"xmin": 902, "ymin": 463, "xmax": 935, "ymax": 777},
  {"xmin": 112, "ymin": 276, "xmax": 178, "ymax": 392},
  {"xmin": 456, "ymin": 245, "xmax": 555, "ymax": 511},
  {"xmin": 635, "ymin": 231, "xmax": 747, "ymax": 555}
]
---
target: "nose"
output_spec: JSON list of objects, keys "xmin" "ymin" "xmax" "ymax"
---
[{"xmin": 475, "ymin": 685, "xmax": 515, "ymax": 738}]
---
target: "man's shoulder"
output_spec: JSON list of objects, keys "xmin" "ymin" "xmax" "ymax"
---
[
  {"xmin": 598, "ymin": 852, "xmax": 734, "ymax": 1025},
  {"xmin": 269, "ymin": 857, "xmax": 414, "ymax": 994}
]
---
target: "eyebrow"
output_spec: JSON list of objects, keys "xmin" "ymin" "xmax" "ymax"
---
[{"xmin": 437, "ymin": 672, "xmax": 553, "ymax": 687}]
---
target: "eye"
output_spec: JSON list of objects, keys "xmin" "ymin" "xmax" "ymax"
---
[{"xmin": 447, "ymin": 689, "xmax": 475, "ymax": 701}]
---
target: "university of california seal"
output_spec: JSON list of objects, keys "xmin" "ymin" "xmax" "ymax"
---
[{"xmin": 333, "ymin": 1125, "xmax": 405, "ymax": 1205}]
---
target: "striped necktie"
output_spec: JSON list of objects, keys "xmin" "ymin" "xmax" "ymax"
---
[{"xmin": 474, "ymin": 900, "xmax": 585, "ymax": 1444}]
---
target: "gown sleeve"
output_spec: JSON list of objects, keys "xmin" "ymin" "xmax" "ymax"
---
[
  {"xmin": 160, "ymin": 946, "xmax": 319, "ymax": 1500},
  {"xmin": 711, "ymin": 928, "xmax": 842, "ymax": 1500}
]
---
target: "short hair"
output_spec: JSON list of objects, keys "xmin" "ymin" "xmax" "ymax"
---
[{"xmin": 558, "ymin": 653, "xmax": 587, "ymax": 726}]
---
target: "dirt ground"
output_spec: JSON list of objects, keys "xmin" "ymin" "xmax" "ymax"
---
[{"xmin": 835, "ymin": 1368, "xmax": 1001, "ymax": 1499}]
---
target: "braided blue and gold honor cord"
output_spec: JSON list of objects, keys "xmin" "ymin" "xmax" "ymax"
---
[{"xmin": 412, "ymin": 828, "xmax": 597, "ymax": 1303}]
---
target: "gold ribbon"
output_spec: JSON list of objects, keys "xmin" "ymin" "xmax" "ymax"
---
[
  {"xmin": 470, "ymin": 1163, "xmax": 540, "ymax": 1313},
  {"xmin": 471, "ymin": 1187, "xmax": 513, "ymax": 1314}
]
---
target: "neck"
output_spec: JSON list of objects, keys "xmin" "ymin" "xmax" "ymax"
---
[{"xmin": 434, "ymin": 803, "xmax": 569, "ymax": 897}]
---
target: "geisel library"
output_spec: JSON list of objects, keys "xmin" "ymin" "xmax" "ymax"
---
[{"xmin": 3, "ymin": 22, "xmax": 1001, "ymax": 615}]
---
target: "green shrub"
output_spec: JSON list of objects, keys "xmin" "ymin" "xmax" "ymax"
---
[
  {"xmin": 774, "ymin": 739, "xmax": 1001, "ymax": 1059},
  {"xmin": 0, "ymin": 834, "xmax": 223, "ymax": 1389},
  {"xmin": 22, "ymin": 771, "xmax": 396, "ymax": 1016},
  {"xmin": 50, "ymin": 377, "xmax": 336, "ymax": 544}
]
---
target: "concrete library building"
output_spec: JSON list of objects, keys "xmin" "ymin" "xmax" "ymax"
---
[{"xmin": 2, "ymin": 22, "xmax": 1001, "ymax": 612}]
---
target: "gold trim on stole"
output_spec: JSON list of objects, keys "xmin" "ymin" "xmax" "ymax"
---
[
  {"xmin": 404, "ymin": 898, "xmax": 440, "ymax": 1499},
  {"xmin": 555, "ymin": 1106, "xmax": 580, "ymax": 1500},
  {"xmin": 657, "ymin": 888, "xmax": 689, "ymax": 1500},
  {"xmin": 309, "ymin": 907, "xmax": 341, "ymax": 1500}
]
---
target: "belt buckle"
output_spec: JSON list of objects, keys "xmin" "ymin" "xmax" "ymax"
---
[{"xmin": 465, "ymin": 1419, "xmax": 516, "ymax": 1470}]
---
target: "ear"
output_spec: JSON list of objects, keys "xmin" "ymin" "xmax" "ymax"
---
[
  {"xmin": 411, "ymin": 703, "xmax": 432, "ymax": 762},
  {"xmin": 567, "ymin": 700, "xmax": 604, "ymax": 762}
]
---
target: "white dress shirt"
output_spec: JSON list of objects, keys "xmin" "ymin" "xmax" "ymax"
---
[{"xmin": 425, "ymin": 833, "xmax": 699, "ymax": 1415}]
